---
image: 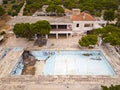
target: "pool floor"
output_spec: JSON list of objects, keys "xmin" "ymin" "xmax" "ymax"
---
[{"xmin": 32, "ymin": 50, "xmax": 115, "ymax": 75}]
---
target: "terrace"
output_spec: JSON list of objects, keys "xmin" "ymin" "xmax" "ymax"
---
[{"xmin": 7, "ymin": 16, "xmax": 72, "ymax": 25}]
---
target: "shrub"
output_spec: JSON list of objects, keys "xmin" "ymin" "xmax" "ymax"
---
[
  {"xmin": 79, "ymin": 35, "xmax": 98, "ymax": 47},
  {"xmin": 11, "ymin": 0, "xmax": 15, "ymax": 4},
  {"xmin": 101, "ymin": 85, "xmax": 120, "ymax": 90}
]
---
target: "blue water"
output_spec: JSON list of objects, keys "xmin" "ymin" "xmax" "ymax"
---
[{"xmin": 11, "ymin": 50, "xmax": 115, "ymax": 76}]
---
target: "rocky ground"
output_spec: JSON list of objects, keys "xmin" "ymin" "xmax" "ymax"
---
[{"xmin": 22, "ymin": 51, "xmax": 37, "ymax": 75}]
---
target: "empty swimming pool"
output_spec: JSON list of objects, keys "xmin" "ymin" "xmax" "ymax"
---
[{"xmin": 11, "ymin": 50, "xmax": 115, "ymax": 76}]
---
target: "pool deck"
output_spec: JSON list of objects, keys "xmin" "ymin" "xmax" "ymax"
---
[{"xmin": 0, "ymin": 50, "xmax": 23, "ymax": 77}]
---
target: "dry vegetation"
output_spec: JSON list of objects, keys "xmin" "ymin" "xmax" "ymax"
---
[{"xmin": 0, "ymin": 15, "xmax": 11, "ymax": 31}]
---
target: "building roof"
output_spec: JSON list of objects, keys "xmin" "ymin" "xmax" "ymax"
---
[
  {"xmin": 64, "ymin": 8, "xmax": 73, "ymax": 14},
  {"xmin": 71, "ymin": 12, "xmax": 95, "ymax": 21},
  {"xmin": 7, "ymin": 16, "xmax": 72, "ymax": 26}
]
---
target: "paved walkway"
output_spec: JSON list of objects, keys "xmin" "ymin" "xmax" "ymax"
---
[
  {"xmin": 0, "ymin": 49, "xmax": 23, "ymax": 77},
  {"xmin": 0, "ymin": 75, "xmax": 120, "ymax": 90},
  {"xmin": 18, "ymin": 0, "xmax": 26, "ymax": 16},
  {"xmin": 1, "ymin": 34, "xmax": 81, "ymax": 50}
]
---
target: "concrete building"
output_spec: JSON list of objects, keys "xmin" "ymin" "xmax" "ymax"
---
[{"xmin": 8, "ymin": 9, "xmax": 107, "ymax": 39}]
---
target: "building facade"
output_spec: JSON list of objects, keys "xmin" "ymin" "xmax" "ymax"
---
[{"xmin": 8, "ymin": 9, "xmax": 107, "ymax": 39}]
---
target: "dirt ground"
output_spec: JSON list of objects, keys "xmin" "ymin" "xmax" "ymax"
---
[{"xmin": 0, "ymin": 15, "xmax": 11, "ymax": 31}]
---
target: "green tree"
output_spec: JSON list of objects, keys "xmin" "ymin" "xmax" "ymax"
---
[
  {"xmin": 103, "ymin": 10, "xmax": 115, "ymax": 24},
  {"xmin": 56, "ymin": 5, "xmax": 64, "ymax": 15},
  {"xmin": 23, "ymin": 23, "xmax": 34, "ymax": 39},
  {"xmin": 13, "ymin": 23, "xmax": 33, "ymax": 39},
  {"xmin": 78, "ymin": 0, "xmax": 118, "ymax": 16},
  {"xmin": 13, "ymin": 20, "xmax": 51, "ymax": 39},
  {"xmin": 116, "ymin": 21, "xmax": 120, "ymax": 28},
  {"xmin": 102, "ymin": 1, "xmax": 118, "ymax": 10},
  {"xmin": 49, "ymin": 0, "xmax": 62, "ymax": 5},
  {"xmin": 116, "ymin": 11, "xmax": 120, "ymax": 28},
  {"xmin": 81, "ymin": 5, "xmax": 94, "ymax": 15},
  {"xmin": 93, "ymin": 28, "xmax": 104, "ymax": 35},
  {"xmin": 24, "ymin": 0, "xmax": 48, "ymax": 15},
  {"xmin": 63, "ymin": 0, "xmax": 76, "ymax": 10},
  {"xmin": 0, "ymin": 6, "xmax": 5, "ymax": 17},
  {"xmin": 46, "ymin": 4, "xmax": 56, "ymax": 13},
  {"xmin": 94, "ymin": 25, "xmax": 120, "ymax": 46},
  {"xmin": 79, "ymin": 35, "xmax": 98, "ymax": 47},
  {"xmin": 101, "ymin": 85, "xmax": 120, "ymax": 90},
  {"xmin": 34, "ymin": 20, "xmax": 51, "ymax": 35},
  {"xmin": 23, "ymin": 0, "xmax": 119, "ymax": 16},
  {"xmin": 13, "ymin": 23, "xmax": 25, "ymax": 37},
  {"xmin": 46, "ymin": 4, "xmax": 64, "ymax": 16}
]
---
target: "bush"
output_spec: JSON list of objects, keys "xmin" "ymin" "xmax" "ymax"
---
[
  {"xmin": 24, "ymin": 0, "xmax": 43, "ymax": 15},
  {"xmin": 12, "ymin": 5, "xmax": 18, "ymax": 10},
  {"xmin": 11, "ymin": 0, "xmax": 15, "ymax": 4},
  {"xmin": 13, "ymin": 20, "xmax": 51, "ymax": 39},
  {"xmin": 101, "ymin": 85, "xmax": 120, "ymax": 90},
  {"xmin": 79, "ymin": 35, "xmax": 98, "ymax": 47},
  {"xmin": 8, "ymin": 9, "xmax": 12, "ymax": 15},
  {"xmin": 94, "ymin": 25, "xmax": 120, "ymax": 46}
]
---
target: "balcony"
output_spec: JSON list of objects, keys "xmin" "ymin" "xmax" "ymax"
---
[
  {"xmin": 84, "ymin": 27, "xmax": 93, "ymax": 31},
  {"xmin": 51, "ymin": 29, "xmax": 72, "ymax": 31},
  {"xmin": 50, "ymin": 29, "xmax": 72, "ymax": 34}
]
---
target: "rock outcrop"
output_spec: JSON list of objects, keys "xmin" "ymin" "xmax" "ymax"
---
[{"xmin": 22, "ymin": 51, "xmax": 36, "ymax": 75}]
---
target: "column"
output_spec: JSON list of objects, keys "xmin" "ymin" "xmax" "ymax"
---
[
  {"xmin": 35, "ymin": 34, "xmax": 37, "ymax": 40},
  {"xmin": 70, "ymin": 33, "xmax": 73, "ymax": 37},
  {"xmin": 56, "ymin": 33, "xmax": 58, "ymax": 39},
  {"xmin": 56, "ymin": 25, "xmax": 58, "ymax": 29},
  {"xmin": 66, "ymin": 33, "xmax": 68, "ymax": 38},
  {"xmin": 46, "ymin": 34, "xmax": 48, "ymax": 39}
]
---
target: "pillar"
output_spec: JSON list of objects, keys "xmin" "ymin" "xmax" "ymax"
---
[
  {"xmin": 46, "ymin": 35, "xmax": 48, "ymax": 39},
  {"xmin": 66, "ymin": 33, "xmax": 68, "ymax": 38},
  {"xmin": 35, "ymin": 34, "xmax": 37, "ymax": 40},
  {"xmin": 69, "ymin": 33, "xmax": 72, "ymax": 37},
  {"xmin": 56, "ymin": 33, "xmax": 58, "ymax": 39},
  {"xmin": 56, "ymin": 25, "xmax": 58, "ymax": 29}
]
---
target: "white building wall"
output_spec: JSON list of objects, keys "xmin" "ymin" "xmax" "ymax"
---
[
  {"xmin": 72, "ymin": 21, "xmax": 84, "ymax": 32},
  {"xmin": 72, "ymin": 21, "xmax": 95, "ymax": 33}
]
